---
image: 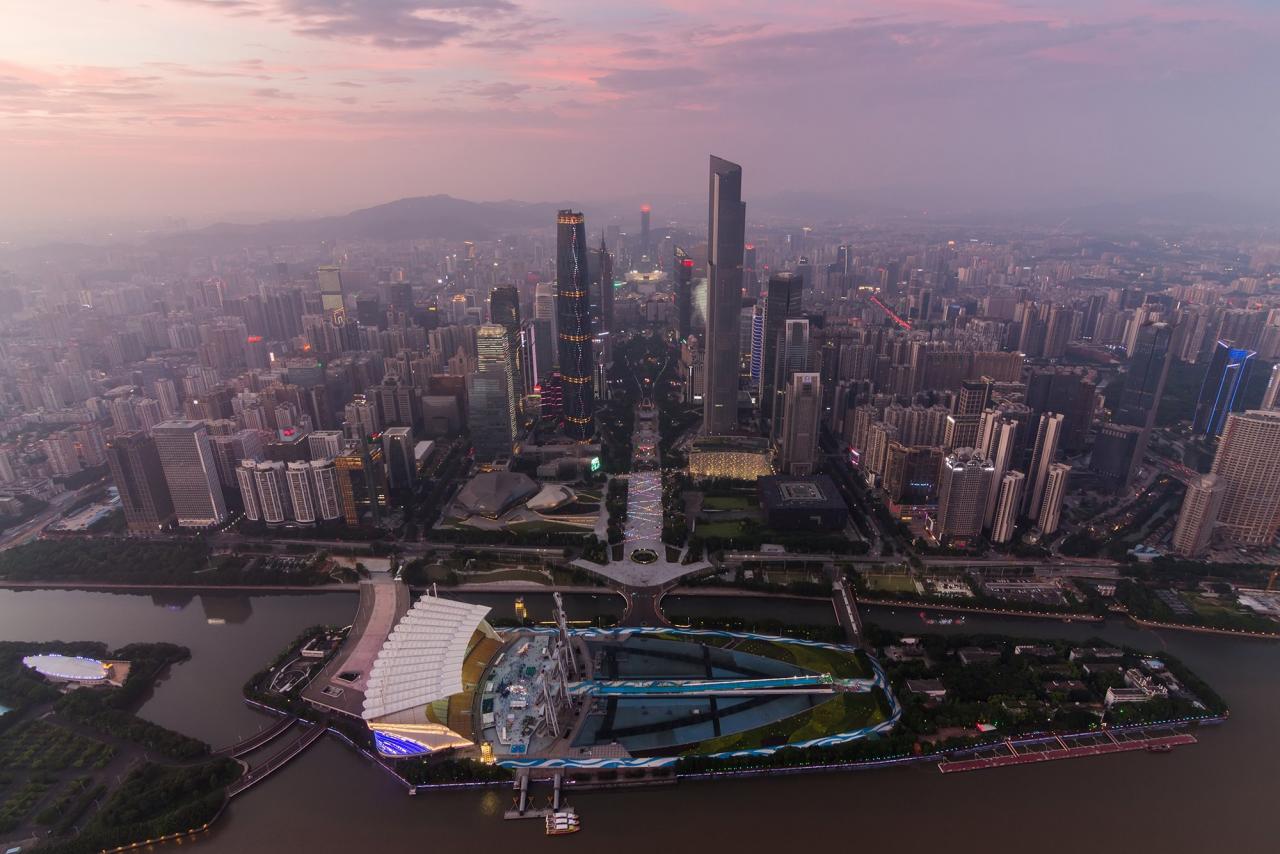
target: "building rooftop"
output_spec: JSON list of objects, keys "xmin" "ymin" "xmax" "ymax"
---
[{"xmin": 362, "ymin": 595, "xmax": 494, "ymax": 722}]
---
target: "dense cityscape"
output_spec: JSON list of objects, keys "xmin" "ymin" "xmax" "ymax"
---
[{"xmin": 3, "ymin": 0, "xmax": 1280, "ymax": 851}]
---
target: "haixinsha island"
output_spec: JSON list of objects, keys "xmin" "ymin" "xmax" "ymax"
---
[{"xmin": 316, "ymin": 592, "xmax": 896, "ymax": 768}]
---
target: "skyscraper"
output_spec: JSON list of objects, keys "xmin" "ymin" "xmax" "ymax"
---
[
  {"xmin": 675, "ymin": 246, "xmax": 695, "ymax": 341},
  {"xmin": 1089, "ymin": 423, "xmax": 1142, "ymax": 492},
  {"xmin": 1262, "ymin": 363, "xmax": 1280, "ymax": 411},
  {"xmin": 982, "ymin": 418, "xmax": 1019, "ymax": 529},
  {"xmin": 760, "ymin": 272, "xmax": 804, "ymax": 430},
  {"xmin": 317, "ymin": 265, "xmax": 345, "ymax": 315},
  {"xmin": 1210, "ymin": 410, "xmax": 1280, "ymax": 545},
  {"xmin": 1113, "ymin": 320, "xmax": 1174, "ymax": 484},
  {"xmin": 382, "ymin": 427, "xmax": 416, "ymax": 490},
  {"xmin": 153, "ymin": 420, "xmax": 227, "ymax": 528},
  {"xmin": 1193, "ymin": 341, "xmax": 1257, "ymax": 437},
  {"xmin": 470, "ymin": 325, "xmax": 517, "ymax": 460},
  {"xmin": 934, "ymin": 449, "xmax": 996, "ymax": 541},
  {"xmin": 1036, "ymin": 463, "xmax": 1071, "ymax": 535},
  {"xmin": 1171, "ymin": 473, "xmax": 1228, "ymax": 557},
  {"xmin": 990, "ymin": 470, "xmax": 1026, "ymax": 544},
  {"xmin": 1024, "ymin": 412, "xmax": 1064, "ymax": 521},
  {"xmin": 703, "ymin": 155, "xmax": 746, "ymax": 435},
  {"xmin": 105, "ymin": 432, "xmax": 175, "ymax": 532},
  {"xmin": 781, "ymin": 372, "xmax": 822, "ymax": 475},
  {"xmin": 489, "ymin": 285, "xmax": 525, "ymax": 398},
  {"xmin": 770, "ymin": 318, "xmax": 811, "ymax": 442},
  {"xmin": 556, "ymin": 210, "xmax": 595, "ymax": 441}
]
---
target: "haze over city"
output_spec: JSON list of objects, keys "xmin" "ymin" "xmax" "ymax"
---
[
  {"xmin": 5, "ymin": 2, "xmax": 1280, "ymax": 853},
  {"xmin": 4, "ymin": 0, "xmax": 1280, "ymax": 238}
]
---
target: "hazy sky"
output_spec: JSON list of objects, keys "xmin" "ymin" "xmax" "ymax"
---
[{"xmin": 2, "ymin": 0, "xmax": 1278, "ymax": 233}]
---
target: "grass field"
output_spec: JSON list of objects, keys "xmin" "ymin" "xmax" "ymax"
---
[
  {"xmin": 734, "ymin": 638, "xmax": 867, "ymax": 679},
  {"xmin": 687, "ymin": 692, "xmax": 885, "ymax": 754},
  {"xmin": 693, "ymin": 519, "xmax": 749, "ymax": 537},
  {"xmin": 701, "ymin": 496, "xmax": 755, "ymax": 511},
  {"xmin": 863, "ymin": 573, "xmax": 919, "ymax": 594}
]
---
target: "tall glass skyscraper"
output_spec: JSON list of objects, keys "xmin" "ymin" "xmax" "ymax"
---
[
  {"xmin": 1113, "ymin": 320, "xmax": 1174, "ymax": 485},
  {"xmin": 1193, "ymin": 340, "xmax": 1256, "ymax": 437},
  {"xmin": 703, "ymin": 155, "xmax": 746, "ymax": 435},
  {"xmin": 556, "ymin": 210, "xmax": 595, "ymax": 440},
  {"xmin": 759, "ymin": 271, "xmax": 805, "ymax": 430}
]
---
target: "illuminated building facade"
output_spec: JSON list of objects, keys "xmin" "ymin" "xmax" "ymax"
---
[{"xmin": 556, "ymin": 211, "xmax": 595, "ymax": 440}]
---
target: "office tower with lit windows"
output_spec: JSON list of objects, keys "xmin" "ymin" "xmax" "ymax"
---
[
  {"xmin": 555, "ymin": 211, "xmax": 595, "ymax": 440},
  {"xmin": 675, "ymin": 246, "xmax": 695, "ymax": 340},
  {"xmin": 533, "ymin": 280, "xmax": 557, "ymax": 379},
  {"xmin": 760, "ymin": 272, "xmax": 805, "ymax": 430},
  {"xmin": 1193, "ymin": 341, "xmax": 1257, "ymax": 437},
  {"xmin": 106, "ymin": 431, "xmax": 176, "ymax": 532},
  {"xmin": 934, "ymin": 449, "xmax": 996, "ymax": 541},
  {"xmin": 1024, "ymin": 412, "xmax": 1063, "ymax": 521},
  {"xmin": 595, "ymin": 237, "xmax": 614, "ymax": 333},
  {"xmin": 382, "ymin": 427, "xmax": 416, "ymax": 490},
  {"xmin": 781, "ymin": 373, "xmax": 822, "ymax": 475},
  {"xmin": 471, "ymin": 324, "xmax": 517, "ymax": 460},
  {"xmin": 770, "ymin": 318, "xmax": 811, "ymax": 440},
  {"xmin": 490, "ymin": 285, "xmax": 526, "ymax": 397},
  {"xmin": 989, "ymin": 471, "xmax": 1026, "ymax": 544},
  {"xmin": 1210, "ymin": 410, "xmax": 1280, "ymax": 545},
  {"xmin": 1171, "ymin": 473, "xmax": 1228, "ymax": 557},
  {"xmin": 335, "ymin": 445, "xmax": 385, "ymax": 526},
  {"xmin": 703, "ymin": 156, "xmax": 746, "ymax": 434},
  {"xmin": 153, "ymin": 420, "xmax": 227, "ymax": 528}
]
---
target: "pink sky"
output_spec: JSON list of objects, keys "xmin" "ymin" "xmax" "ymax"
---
[{"xmin": 1, "ymin": 0, "xmax": 1277, "ymax": 234}]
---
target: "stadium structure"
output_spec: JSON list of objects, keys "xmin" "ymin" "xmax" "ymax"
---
[{"xmin": 349, "ymin": 591, "xmax": 899, "ymax": 768}]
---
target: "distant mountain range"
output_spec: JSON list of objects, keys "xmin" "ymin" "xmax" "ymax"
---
[
  {"xmin": 154, "ymin": 195, "xmax": 571, "ymax": 250},
  {"xmin": 4, "ymin": 191, "xmax": 1277, "ymax": 264}
]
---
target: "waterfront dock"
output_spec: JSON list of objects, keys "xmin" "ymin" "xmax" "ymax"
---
[{"xmin": 938, "ymin": 727, "xmax": 1196, "ymax": 773}]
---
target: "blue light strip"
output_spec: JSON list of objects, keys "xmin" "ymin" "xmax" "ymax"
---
[{"xmin": 373, "ymin": 731, "xmax": 431, "ymax": 757}]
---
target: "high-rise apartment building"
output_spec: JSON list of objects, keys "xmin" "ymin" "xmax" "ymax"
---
[
  {"xmin": 555, "ymin": 211, "xmax": 595, "ymax": 440},
  {"xmin": 1036, "ymin": 463, "xmax": 1071, "ymax": 535},
  {"xmin": 703, "ymin": 155, "xmax": 746, "ymax": 435},
  {"xmin": 153, "ymin": 420, "xmax": 227, "ymax": 528},
  {"xmin": 982, "ymin": 418, "xmax": 1019, "ymax": 529},
  {"xmin": 105, "ymin": 432, "xmax": 176, "ymax": 532},
  {"xmin": 1171, "ymin": 473, "xmax": 1228, "ymax": 557},
  {"xmin": 1024, "ymin": 412, "xmax": 1063, "ymax": 521},
  {"xmin": 1210, "ymin": 410, "xmax": 1280, "ymax": 545},
  {"xmin": 1262, "ymin": 363, "xmax": 1280, "ymax": 411},
  {"xmin": 990, "ymin": 470, "xmax": 1026, "ymax": 544}
]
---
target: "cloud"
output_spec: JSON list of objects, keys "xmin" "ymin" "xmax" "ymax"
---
[
  {"xmin": 252, "ymin": 86, "xmax": 294, "ymax": 98},
  {"xmin": 593, "ymin": 67, "xmax": 710, "ymax": 92}
]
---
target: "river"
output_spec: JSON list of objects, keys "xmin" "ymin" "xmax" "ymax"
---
[{"xmin": 0, "ymin": 587, "xmax": 1273, "ymax": 853}]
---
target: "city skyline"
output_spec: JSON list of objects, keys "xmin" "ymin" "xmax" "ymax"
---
[{"xmin": 3, "ymin": 1, "xmax": 1280, "ymax": 237}]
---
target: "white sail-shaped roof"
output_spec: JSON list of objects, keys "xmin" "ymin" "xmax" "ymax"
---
[{"xmin": 361, "ymin": 596, "xmax": 493, "ymax": 721}]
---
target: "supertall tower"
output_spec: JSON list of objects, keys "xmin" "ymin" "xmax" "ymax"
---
[
  {"xmin": 703, "ymin": 155, "xmax": 746, "ymax": 435},
  {"xmin": 556, "ymin": 210, "xmax": 595, "ymax": 440}
]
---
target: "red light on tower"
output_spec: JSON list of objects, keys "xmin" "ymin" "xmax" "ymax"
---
[
  {"xmin": 247, "ymin": 335, "xmax": 262, "ymax": 343},
  {"xmin": 640, "ymin": 204, "xmax": 651, "ymax": 213},
  {"xmin": 681, "ymin": 259, "xmax": 694, "ymax": 268}
]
